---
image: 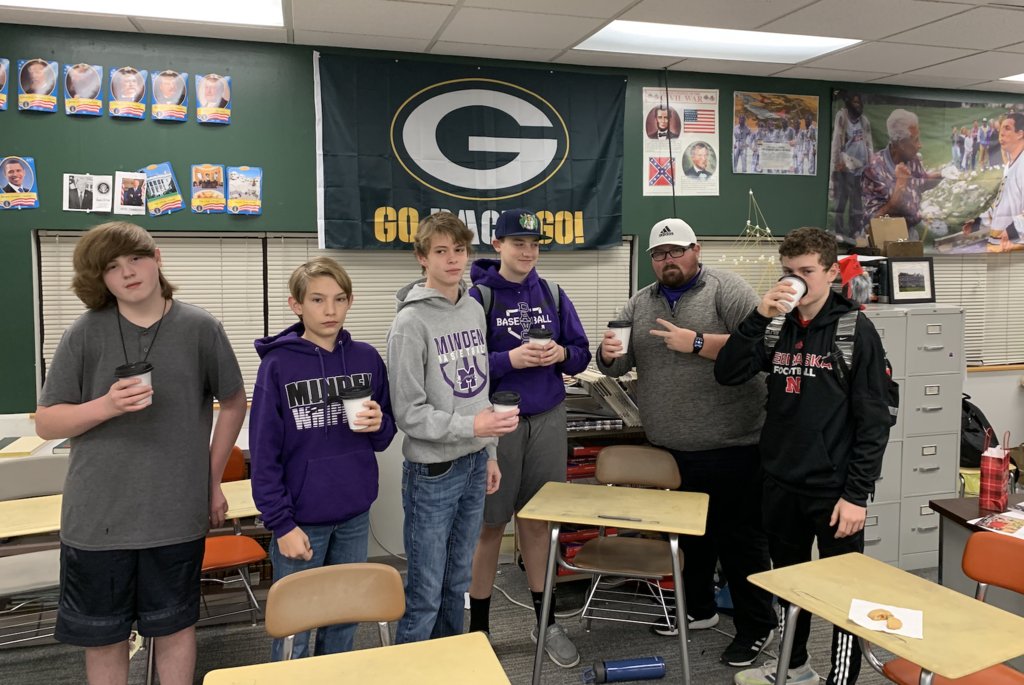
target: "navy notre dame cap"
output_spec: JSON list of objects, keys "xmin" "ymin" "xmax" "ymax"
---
[{"xmin": 494, "ymin": 209, "xmax": 541, "ymax": 239}]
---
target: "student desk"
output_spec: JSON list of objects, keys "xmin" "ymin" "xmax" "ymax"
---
[
  {"xmin": 0, "ymin": 479, "xmax": 259, "ymax": 540},
  {"xmin": 517, "ymin": 481, "xmax": 709, "ymax": 685},
  {"xmin": 201, "ymin": 631, "xmax": 510, "ymax": 684},
  {"xmin": 748, "ymin": 552, "xmax": 1024, "ymax": 685}
]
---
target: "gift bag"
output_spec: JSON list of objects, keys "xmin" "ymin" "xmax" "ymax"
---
[{"xmin": 979, "ymin": 429, "xmax": 1010, "ymax": 511}]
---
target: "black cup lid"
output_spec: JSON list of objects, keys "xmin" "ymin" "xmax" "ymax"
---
[
  {"xmin": 608, "ymin": 320, "xmax": 631, "ymax": 328},
  {"xmin": 527, "ymin": 327, "xmax": 552, "ymax": 339},
  {"xmin": 492, "ymin": 390, "xmax": 521, "ymax": 405},
  {"xmin": 114, "ymin": 361, "xmax": 153, "ymax": 377},
  {"xmin": 337, "ymin": 385, "xmax": 372, "ymax": 400}
]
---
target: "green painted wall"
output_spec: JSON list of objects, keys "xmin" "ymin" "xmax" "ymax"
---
[{"xmin": 0, "ymin": 23, "xmax": 1008, "ymax": 411}]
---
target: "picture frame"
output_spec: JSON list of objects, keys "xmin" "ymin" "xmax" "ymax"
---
[{"xmin": 887, "ymin": 257, "xmax": 935, "ymax": 304}]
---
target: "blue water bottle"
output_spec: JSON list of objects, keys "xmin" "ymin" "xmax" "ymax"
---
[{"xmin": 582, "ymin": 656, "xmax": 667, "ymax": 683}]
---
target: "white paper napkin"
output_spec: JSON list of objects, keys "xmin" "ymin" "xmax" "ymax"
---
[{"xmin": 849, "ymin": 598, "xmax": 923, "ymax": 639}]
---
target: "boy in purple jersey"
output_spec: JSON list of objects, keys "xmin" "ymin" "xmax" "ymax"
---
[{"xmin": 467, "ymin": 209, "xmax": 591, "ymax": 667}]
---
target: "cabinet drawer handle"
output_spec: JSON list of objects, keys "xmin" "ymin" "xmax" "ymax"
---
[
  {"xmin": 914, "ymin": 524, "xmax": 938, "ymax": 533},
  {"xmin": 864, "ymin": 537, "xmax": 882, "ymax": 545},
  {"xmin": 918, "ymin": 406, "xmax": 943, "ymax": 413},
  {"xmin": 919, "ymin": 345, "xmax": 944, "ymax": 351},
  {"xmin": 914, "ymin": 465, "xmax": 941, "ymax": 473}
]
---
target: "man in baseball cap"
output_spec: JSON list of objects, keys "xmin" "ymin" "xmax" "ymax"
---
[
  {"xmin": 597, "ymin": 217, "xmax": 777, "ymax": 668},
  {"xmin": 493, "ymin": 208, "xmax": 543, "ymax": 239}
]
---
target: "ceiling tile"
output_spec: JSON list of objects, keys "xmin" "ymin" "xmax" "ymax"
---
[
  {"xmin": 555, "ymin": 50, "xmax": 681, "ymax": 69},
  {"xmin": 463, "ymin": 0, "xmax": 635, "ymax": 19},
  {"xmin": 774, "ymin": 66, "xmax": 894, "ymax": 82},
  {"xmin": 993, "ymin": 41, "xmax": 1024, "ymax": 54},
  {"xmin": 870, "ymin": 73, "xmax": 986, "ymax": 88},
  {"xmin": 622, "ymin": 0, "xmax": 813, "ymax": 30},
  {"xmin": 669, "ymin": 59, "xmax": 788, "ymax": 77},
  {"xmin": 132, "ymin": 18, "xmax": 288, "ymax": 43},
  {"xmin": 292, "ymin": 0, "xmax": 451, "ymax": 39},
  {"xmin": 886, "ymin": 6, "xmax": 1024, "ymax": 49},
  {"xmin": 0, "ymin": 8, "xmax": 137, "ymax": 32},
  {"xmin": 759, "ymin": 0, "xmax": 971, "ymax": 41},
  {"xmin": 962, "ymin": 80, "xmax": 1024, "ymax": 94},
  {"xmin": 294, "ymin": 29, "xmax": 431, "ymax": 52},
  {"xmin": 430, "ymin": 41, "xmax": 561, "ymax": 62},
  {"xmin": 904, "ymin": 50, "xmax": 1024, "ymax": 79},
  {"xmin": 805, "ymin": 41, "xmax": 973, "ymax": 72},
  {"xmin": 439, "ymin": 7, "xmax": 601, "ymax": 49}
]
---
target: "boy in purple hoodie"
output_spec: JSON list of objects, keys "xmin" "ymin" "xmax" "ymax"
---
[
  {"xmin": 250, "ymin": 257, "xmax": 396, "ymax": 660},
  {"xmin": 467, "ymin": 209, "xmax": 591, "ymax": 667}
]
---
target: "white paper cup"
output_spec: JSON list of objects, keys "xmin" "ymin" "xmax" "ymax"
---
[
  {"xmin": 607, "ymin": 320, "xmax": 632, "ymax": 357},
  {"xmin": 527, "ymin": 327, "xmax": 552, "ymax": 347},
  {"xmin": 491, "ymin": 390, "xmax": 520, "ymax": 414},
  {"xmin": 338, "ymin": 387, "xmax": 372, "ymax": 431},
  {"xmin": 777, "ymin": 275, "xmax": 808, "ymax": 313},
  {"xmin": 114, "ymin": 362, "xmax": 153, "ymax": 407}
]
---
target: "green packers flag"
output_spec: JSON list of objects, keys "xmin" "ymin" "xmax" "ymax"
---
[{"xmin": 315, "ymin": 52, "xmax": 625, "ymax": 250}]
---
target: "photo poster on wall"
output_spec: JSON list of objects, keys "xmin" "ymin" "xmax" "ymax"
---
[
  {"xmin": 62, "ymin": 173, "xmax": 113, "ymax": 212},
  {"xmin": 108, "ymin": 66, "xmax": 147, "ymax": 119},
  {"xmin": 0, "ymin": 156, "xmax": 40, "ymax": 209},
  {"xmin": 196, "ymin": 73, "xmax": 231, "ymax": 125},
  {"xmin": 732, "ymin": 91, "xmax": 818, "ymax": 176},
  {"xmin": 18, "ymin": 59, "xmax": 58, "ymax": 113},
  {"xmin": 0, "ymin": 58, "xmax": 9, "ymax": 111},
  {"xmin": 191, "ymin": 163, "xmax": 226, "ymax": 213},
  {"xmin": 141, "ymin": 162, "xmax": 183, "ymax": 216},
  {"xmin": 151, "ymin": 69, "xmax": 188, "ymax": 122},
  {"xmin": 114, "ymin": 170, "xmax": 147, "ymax": 216},
  {"xmin": 64, "ymin": 63, "xmax": 103, "ymax": 117},
  {"xmin": 227, "ymin": 166, "xmax": 262, "ymax": 215},
  {"xmin": 642, "ymin": 87, "xmax": 719, "ymax": 197}
]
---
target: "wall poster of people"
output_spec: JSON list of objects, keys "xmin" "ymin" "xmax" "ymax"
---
[
  {"xmin": 227, "ymin": 166, "xmax": 262, "ymax": 215},
  {"xmin": 0, "ymin": 155, "xmax": 39, "ymax": 209},
  {"xmin": 643, "ymin": 87, "xmax": 719, "ymax": 197},
  {"xmin": 0, "ymin": 58, "xmax": 9, "ymax": 111},
  {"xmin": 151, "ymin": 70, "xmax": 188, "ymax": 122},
  {"xmin": 141, "ymin": 161, "xmax": 183, "ymax": 216},
  {"xmin": 196, "ymin": 73, "xmax": 231, "ymax": 125},
  {"xmin": 114, "ymin": 171, "xmax": 146, "ymax": 216},
  {"xmin": 109, "ymin": 66, "xmax": 147, "ymax": 119},
  {"xmin": 191, "ymin": 163, "xmax": 226, "ymax": 213},
  {"xmin": 827, "ymin": 89, "xmax": 1024, "ymax": 254},
  {"xmin": 18, "ymin": 58, "xmax": 58, "ymax": 113},
  {"xmin": 732, "ymin": 91, "xmax": 818, "ymax": 176},
  {"xmin": 64, "ymin": 63, "xmax": 103, "ymax": 117},
  {"xmin": 63, "ymin": 173, "xmax": 113, "ymax": 213}
]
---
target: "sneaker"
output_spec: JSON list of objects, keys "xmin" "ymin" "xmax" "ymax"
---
[
  {"xmin": 734, "ymin": 659, "xmax": 819, "ymax": 685},
  {"xmin": 530, "ymin": 623, "xmax": 581, "ymax": 668},
  {"xmin": 651, "ymin": 612, "xmax": 720, "ymax": 636},
  {"xmin": 721, "ymin": 629, "xmax": 775, "ymax": 667}
]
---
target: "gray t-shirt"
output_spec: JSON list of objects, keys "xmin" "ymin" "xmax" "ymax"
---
[{"xmin": 39, "ymin": 300, "xmax": 244, "ymax": 550}]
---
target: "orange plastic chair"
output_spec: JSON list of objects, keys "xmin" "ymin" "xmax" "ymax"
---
[{"xmin": 862, "ymin": 532, "xmax": 1024, "ymax": 685}]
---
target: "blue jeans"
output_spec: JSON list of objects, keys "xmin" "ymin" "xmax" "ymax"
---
[
  {"xmin": 394, "ymin": 450, "xmax": 488, "ymax": 644},
  {"xmin": 269, "ymin": 511, "xmax": 370, "ymax": 660}
]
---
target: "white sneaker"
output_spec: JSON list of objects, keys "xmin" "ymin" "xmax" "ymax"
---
[{"xmin": 734, "ymin": 659, "xmax": 819, "ymax": 684}]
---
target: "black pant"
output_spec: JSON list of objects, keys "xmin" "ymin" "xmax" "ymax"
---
[
  {"xmin": 833, "ymin": 170, "xmax": 864, "ymax": 238},
  {"xmin": 763, "ymin": 477, "xmax": 863, "ymax": 685},
  {"xmin": 663, "ymin": 444, "xmax": 776, "ymax": 640}
]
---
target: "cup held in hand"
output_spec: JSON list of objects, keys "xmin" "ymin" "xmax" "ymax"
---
[
  {"xmin": 526, "ymin": 327, "xmax": 552, "ymax": 347},
  {"xmin": 114, "ymin": 361, "xmax": 154, "ymax": 406},
  {"xmin": 337, "ymin": 385, "xmax": 373, "ymax": 432},
  {"xmin": 776, "ymin": 275, "xmax": 808, "ymax": 313},
  {"xmin": 607, "ymin": 319, "xmax": 632, "ymax": 357},
  {"xmin": 491, "ymin": 390, "xmax": 521, "ymax": 414}
]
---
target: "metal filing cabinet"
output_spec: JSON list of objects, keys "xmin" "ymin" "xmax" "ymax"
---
[{"xmin": 863, "ymin": 304, "xmax": 963, "ymax": 570}]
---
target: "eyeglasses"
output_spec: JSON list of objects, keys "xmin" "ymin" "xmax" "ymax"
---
[{"xmin": 650, "ymin": 246, "xmax": 691, "ymax": 261}]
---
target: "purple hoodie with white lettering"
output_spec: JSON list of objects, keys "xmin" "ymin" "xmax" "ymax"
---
[{"xmin": 249, "ymin": 323, "xmax": 396, "ymax": 538}]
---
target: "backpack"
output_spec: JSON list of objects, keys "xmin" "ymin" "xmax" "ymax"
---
[
  {"xmin": 474, "ymin": 278, "xmax": 561, "ymax": 319},
  {"xmin": 764, "ymin": 310, "xmax": 899, "ymax": 427},
  {"xmin": 960, "ymin": 393, "xmax": 998, "ymax": 468}
]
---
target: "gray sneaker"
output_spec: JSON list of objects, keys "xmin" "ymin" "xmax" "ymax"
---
[{"xmin": 530, "ymin": 622, "xmax": 581, "ymax": 668}]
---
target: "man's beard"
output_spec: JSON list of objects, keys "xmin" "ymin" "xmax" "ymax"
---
[{"xmin": 658, "ymin": 265, "xmax": 687, "ymax": 288}]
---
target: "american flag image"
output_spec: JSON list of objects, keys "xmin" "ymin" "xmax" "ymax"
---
[
  {"xmin": 21, "ymin": 97, "xmax": 56, "ymax": 111},
  {"xmin": 230, "ymin": 202, "xmax": 262, "ymax": 215},
  {"xmin": 683, "ymin": 109, "xmax": 716, "ymax": 133},
  {"xmin": 199, "ymin": 110, "xmax": 230, "ymax": 124},
  {"xmin": 111, "ymin": 102, "xmax": 145, "ymax": 118},
  {"xmin": 68, "ymin": 101, "xmax": 101, "ymax": 115}
]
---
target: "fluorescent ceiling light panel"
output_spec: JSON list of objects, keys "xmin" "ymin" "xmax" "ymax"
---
[
  {"xmin": 576, "ymin": 20, "xmax": 859, "ymax": 64},
  {"xmin": 1001, "ymin": 73, "xmax": 1024, "ymax": 82},
  {"xmin": 0, "ymin": 0, "xmax": 284, "ymax": 27}
]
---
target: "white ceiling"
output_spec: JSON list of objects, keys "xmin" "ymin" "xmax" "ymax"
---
[{"xmin": 4, "ymin": 0, "xmax": 1024, "ymax": 93}]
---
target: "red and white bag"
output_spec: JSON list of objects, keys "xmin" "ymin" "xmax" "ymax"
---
[{"xmin": 979, "ymin": 429, "xmax": 1010, "ymax": 511}]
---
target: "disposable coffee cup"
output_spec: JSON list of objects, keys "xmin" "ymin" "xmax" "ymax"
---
[
  {"xmin": 491, "ymin": 390, "xmax": 520, "ymax": 414},
  {"xmin": 114, "ymin": 361, "xmax": 154, "ymax": 407},
  {"xmin": 777, "ymin": 275, "xmax": 808, "ymax": 313},
  {"xmin": 527, "ymin": 327, "xmax": 552, "ymax": 347},
  {"xmin": 338, "ymin": 385, "xmax": 372, "ymax": 432},
  {"xmin": 607, "ymin": 320, "xmax": 632, "ymax": 357}
]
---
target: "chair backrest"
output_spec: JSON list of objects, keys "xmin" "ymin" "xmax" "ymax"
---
[
  {"xmin": 265, "ymin": 562, "xmax": 405, "ymax": 638},
  {"xmin": 595, "ymin": 445, "xmax": 681, "ymax": 490},
  {"xmin": 221, "ymin": 445, "xmax": 246, "ymax": 483},
  {"xmin": 962, "ymin": 531, "xmax": 1024, "ymax": 596}
]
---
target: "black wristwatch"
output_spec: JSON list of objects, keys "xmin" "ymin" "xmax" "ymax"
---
[{"xmin": 692, "ymin": 332, "xmax": 705, "ymax": 354}]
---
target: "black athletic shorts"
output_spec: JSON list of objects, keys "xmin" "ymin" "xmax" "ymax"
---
[{"xmin": 55, "ymin": 537, "xmax": 204, "ymax": 647}]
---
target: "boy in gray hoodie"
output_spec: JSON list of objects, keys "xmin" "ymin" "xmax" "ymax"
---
[{"xmin": 387, "ymin": 212, "xmax": 520, "ymax": 643}]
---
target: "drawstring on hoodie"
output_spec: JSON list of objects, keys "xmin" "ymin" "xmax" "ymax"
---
[{"xmin": 315, "ymin": 333, "xmax": 350, "ymax": 435}]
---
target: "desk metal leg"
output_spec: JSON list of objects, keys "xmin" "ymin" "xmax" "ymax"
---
[
  {"xmin": 919, "ymin": 670, "xmax": 934, "ymax": 685},
  {"xmin": 669, "ymin": 534, "xmax": 691, "ymax": 685},
  {"xmin": 532, "ymin": 523, "xmax": 560, "ymax": 685},
  {"xmin": 775, "ymin": 604, "xmax": 801, "ymax": 684}
]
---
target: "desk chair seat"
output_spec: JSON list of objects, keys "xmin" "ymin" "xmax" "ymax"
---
[
  {"xmin": 265, "ymin": 562, "xmax": 405, "ymax": 660},
  {"xmin": 200, "ymin": 534, "xmax": 267, "ymax": 625},
  {"xmin": 864, "ymin": 531, "xmax": 1024, "ymax": 685},
  {"xmin": 573, "ymin": 536, "xmax": 675, "ymax": 577}
]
